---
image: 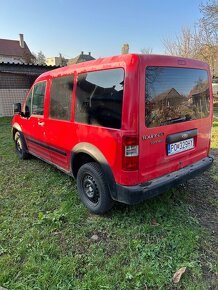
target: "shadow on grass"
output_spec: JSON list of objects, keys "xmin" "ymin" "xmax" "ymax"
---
[
  {"xmin": 109, "ymin": 148, "xmax": 218, "ymax": 221},
  {"xmin": 25, "ymin": 144, "xmax": 218, "ymax": 222}
]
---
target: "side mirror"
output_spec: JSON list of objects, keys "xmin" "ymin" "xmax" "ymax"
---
[{"xmin": 13, "ymin": 103, "xmax": 21, "ymax": 114}]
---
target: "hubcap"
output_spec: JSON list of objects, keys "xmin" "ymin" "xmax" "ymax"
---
[
  {"xmin": 83, "ymin": 174, "xmax": 99, "ymax": 204},
  {"xmin": 16, "ymin": 138, "xmax": 22, "ymax": 152}
]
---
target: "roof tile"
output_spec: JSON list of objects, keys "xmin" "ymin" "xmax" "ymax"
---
[{"xmin": 0, "ymin": 38, "xmax": 33, "ymax": 59}]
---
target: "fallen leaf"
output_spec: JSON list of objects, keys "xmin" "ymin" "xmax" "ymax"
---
[
  {"xmin": 91, "ymin": 234, "xmax": 99, "ymax": 241},
  {"xmin": 151, "ymin": 218, "xmax": 160, "ymax": 226},
  {"xmin": 172, "ymin": 267, "xmax": 187, "ymax": 283}
]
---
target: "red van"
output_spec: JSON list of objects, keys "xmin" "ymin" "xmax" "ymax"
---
[{"xmin": 12, "ymin": 54, "xmax": 214, "ymax": 214}]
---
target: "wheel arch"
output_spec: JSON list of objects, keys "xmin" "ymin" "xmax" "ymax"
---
[{"xmin": 71, "ymin": 143, "xmax": 117, "ymax": 199}]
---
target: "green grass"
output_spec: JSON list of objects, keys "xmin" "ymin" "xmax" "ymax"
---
[{"xmin": 0, "ymin": 117, "xmax": 217, "ymax": 290}]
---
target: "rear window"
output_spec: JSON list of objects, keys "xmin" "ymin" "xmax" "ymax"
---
[
  {"xmin": 75, "ymin": 68, "xmax": 124, "ymax": 129},
  {"xmin": 145, "ymin": 67, "xmax": 210, "ymax": 128}
]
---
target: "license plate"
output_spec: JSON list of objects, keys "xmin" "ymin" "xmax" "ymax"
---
[{"xmin": 167, "ymin": 138, "xmax": 194, "ymax": 156}]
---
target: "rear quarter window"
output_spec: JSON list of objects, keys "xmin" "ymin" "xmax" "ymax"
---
[
  {"xmin": 75, "ymin": 68, "xmax": 124, "ymax": 129},
  {"xmin": 49, "ymin": 75, "xmax": 74, "ymax": 120}
]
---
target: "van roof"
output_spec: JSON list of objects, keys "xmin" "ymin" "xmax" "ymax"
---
[
  {"xmin": 36, "ymin": 54, "xmax": 209, "ymax": 82},
  {"xmin": 37, "ymin": 54, "xmax": 137, "ymax": 80}
]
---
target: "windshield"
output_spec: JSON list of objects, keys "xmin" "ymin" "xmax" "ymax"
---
[{"xmin": 145, "ymin": 67, "xmax": 210, "ymax": 127}]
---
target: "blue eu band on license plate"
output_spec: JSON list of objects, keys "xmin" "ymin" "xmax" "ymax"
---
[{"xmin": 167, "ymin": 138, "xmax": 194, "ymax": 156}]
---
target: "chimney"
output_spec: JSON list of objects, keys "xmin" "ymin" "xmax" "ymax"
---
[
  {"xmin": 81, "ymin": 51, "xmax": 84, "ymax": 55},
  {"xmin": 88, "ymin": 52, "xmax": 91, "ymax": 56},
  {"xmin": 121, "ymin": 43, "xmax": 129, "ymax": 54},
  {"xmin": 19, "ymin": 34, "xmax": 24, "ymax": 48}
]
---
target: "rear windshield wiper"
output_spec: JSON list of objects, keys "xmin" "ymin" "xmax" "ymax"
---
[{"xmin": 160, "ymin": 115, "xmax": 191, "ymax": 125}]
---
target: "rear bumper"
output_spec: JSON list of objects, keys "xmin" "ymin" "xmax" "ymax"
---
[{"xmin": 115, "ymin": 155, "xmax": 214, "ymax": 204}]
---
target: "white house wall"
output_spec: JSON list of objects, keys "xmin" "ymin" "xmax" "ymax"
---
[
  {"xmin": 0, "ymin": 89, "xmax": 28, "ymax": 116},
  {"xmin": 0, "ymin": 55, "xmax": 25, "ymax": 64}
]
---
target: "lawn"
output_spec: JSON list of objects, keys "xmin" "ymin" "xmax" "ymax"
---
[{"xmin": 0, "ymin": 111, "xmax": 217, "ymax": 290}]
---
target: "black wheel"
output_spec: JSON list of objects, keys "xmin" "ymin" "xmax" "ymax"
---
[
  {"xmin": 14, "ymin": 131, "xmax": 29, "ymax": 160},
  {"xmin": 77, "ymin": 162, "xmax": 114, "ymax": 214}
]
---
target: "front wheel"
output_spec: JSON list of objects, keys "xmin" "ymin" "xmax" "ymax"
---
[
  {"xmin": 77, "ymin": 162, "xmax": 114, "ymax": 214},
  {"xmin": 14, "ymin": 131, "xmax": 29, "ymax": 160}
]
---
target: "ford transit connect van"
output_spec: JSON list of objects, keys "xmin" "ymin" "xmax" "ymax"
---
[{"xmin": 12, "ymin": 54, "xmax": 214, "ymax": 214}]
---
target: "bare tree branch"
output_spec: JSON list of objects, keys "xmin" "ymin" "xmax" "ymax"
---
[
  {"xmin": 163, "ymin": 27, "xmax": 195, "ymax": 57},
  {"xmin": 162, "ymin": 0, "xmax": 218, "ymax": 75},
  {"xmin": 141, "ymin": 48, "xmax": 153, "ymax": 54}
]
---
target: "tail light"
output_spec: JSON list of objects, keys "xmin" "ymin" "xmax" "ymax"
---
[{"xmin": 122, "ymin": 136, "xmax": 139, "ymax": 171}]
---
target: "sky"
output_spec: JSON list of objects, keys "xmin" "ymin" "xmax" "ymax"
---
[{"xmin": 0, "ymin": 0, "xmax": 207, "ymax": 59}]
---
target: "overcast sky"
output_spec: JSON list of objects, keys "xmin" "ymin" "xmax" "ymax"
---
[{"xmin": 0, "ymin": 0, "xmax": 206, "ymax": 59}]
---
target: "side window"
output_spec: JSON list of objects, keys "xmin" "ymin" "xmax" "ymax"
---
[
  {"xmin": 75, "ymin": 68, "xmax": 124, "ymax": 129},
  {"xmin": 23, "ymin": 88, "xmax": 33, "ymax": 115},
  {"xmin": 32, "ymin": 81, "xmax": 46, "ymax": 115},
  {"xmin": 49, "ymin": 75, "xmax": 74, "ymax": 120}
]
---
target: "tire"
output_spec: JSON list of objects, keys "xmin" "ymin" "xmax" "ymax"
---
[
  {"xmin": 14, "ymin": 131, "xmax": 29, "ymax": 160},
  {"xmin": 77, "ymin": 162, "xmax": 114, "ymax": 214}
]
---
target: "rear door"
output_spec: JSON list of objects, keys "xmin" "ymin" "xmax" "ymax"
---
[{"xmin": 138, "ymin": 56, "xmax": 212, "ymax": 183}]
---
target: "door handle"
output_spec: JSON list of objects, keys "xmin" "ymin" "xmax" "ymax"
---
[{"xmin": 38, "ymin": 121, "xmax": 45, "ymax": 126}]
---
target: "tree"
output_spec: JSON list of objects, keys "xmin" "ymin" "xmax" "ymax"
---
[
  {"xmin": 163, "ymin": 27, "xmax": 195, "ymax": 58},
  {"xmin": 22, "ymin": 50, "xmax": 35, "ymax": 64},
  {"xmin": 197, "ymin": 0, "xmax": 218, "ymax": 75},
  {"xmin": 33, "ymin": 51, "xmax": 46, "ymax": 65},
  {"xmin": 200, "ymin": 0, "xmax": 218, "ymax": 42},
  {"xmin": 141, "ymin": 48, "xmax": 153, "ymax": 54},
  {"xmin": 163, "ymin": 0, "xmax": 218, "ymax": 74}
]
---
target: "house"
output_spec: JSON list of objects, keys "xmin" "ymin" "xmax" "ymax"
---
[
  {"xmin": 46, "ymin": 52, "xmax": 95, "ymax": 67},
  {"xmin": 68, "ymin": 51, "xmax": 95, "ymax": 65},
  {"xmin": 0, "ymin": 34, "xmax": 34, "ymax": 64},
  {"xmin": 46, "ymin": 54, "xmax": 68, "ymax": 67},
  {"xmin": 46, "ymin": 57, "xmax": 63, "ymax": 66},
  {"xmin": 154, "ymin": 88, "xmax": 185, "ymax": 109},
  {"xmin": 0, "ymin": 62, "xmax": 59, "ymax": 116},
  {"xmin": 188, "ymin": 80, "xmax": 209, "ymax": 114}
]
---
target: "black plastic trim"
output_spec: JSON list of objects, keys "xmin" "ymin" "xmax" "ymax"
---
[
  {"xmin": 166, "ymin": 129, "xmax": 198, "ymax": 144},
  {"xmin": 29, "ymin": 150, "xmax": 71, "ymax": 174},
  {"xmin": 71, "ymin": 143, "xmax": 117, "ymax": 199},
  {"xmin": 115, "ymin": 155, "xmax": 214, "ymax": 204},
  {"xmin": 26, "ymin": 137, "xmax": 67, "ymax": 156}
]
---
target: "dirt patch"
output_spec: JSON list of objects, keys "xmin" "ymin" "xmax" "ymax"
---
[
  {"xmin": 185, "ymin": 148, "xmax": 218, "ymax": 287},
  {"xmin": 186, "ymin": 149, "xmax": 218, "ymax": 244}
]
